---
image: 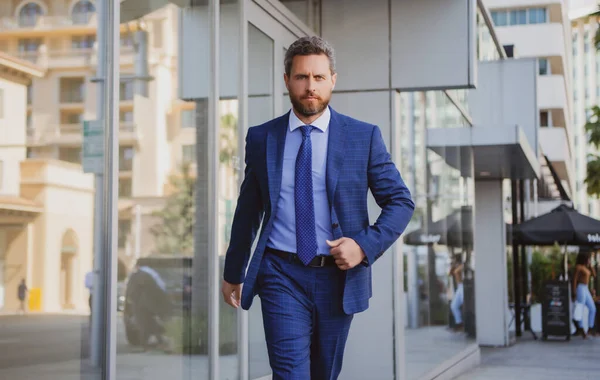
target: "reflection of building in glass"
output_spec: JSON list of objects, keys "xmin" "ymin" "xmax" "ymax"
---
[
  {"xmin": 0, "ymin": 52, "xmax": 94, "ymax": 313},
  {"xmin": 0, "ymin": 3, "xmax": 195, "ymax": 269},
  {"xmin": 570, "ymin": 2, "xmax": 600, "ymax": 217}
]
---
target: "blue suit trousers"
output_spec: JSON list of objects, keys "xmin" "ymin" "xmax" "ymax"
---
[{"xmin": 256, "ymin": 252, "xmax": 354, "ymax": 380}]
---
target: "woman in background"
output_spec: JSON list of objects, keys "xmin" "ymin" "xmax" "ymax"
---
[{"xmin": 573, "ymin": 252, "xmax": 597, "ymax": 338}]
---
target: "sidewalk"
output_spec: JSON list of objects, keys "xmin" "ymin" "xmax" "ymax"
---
[
  {"xmin": 0, "ymin": 310, "xmax": 89, "ymax": 317},
  {"xmin": 0, "ymin": 352, "xmax": 238, "ymax": 380},
  {"xmin": 454, "ymin": 334, "xmax": 600, "ymax": 379}
]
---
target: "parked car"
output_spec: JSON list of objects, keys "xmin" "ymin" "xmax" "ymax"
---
[{"xmin": 123, "ymin": 255, "xmax": 192, "ymax": 346}]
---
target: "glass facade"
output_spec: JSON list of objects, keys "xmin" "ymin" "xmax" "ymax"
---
[
  {"xmin": 0, "ymin": 1, "xmax": 507, "ymax": 379},
  {"xmin": 399, "ymin": 92, "xmax": 475, "ymax": 379},
  {"xmin": 477, "ymin": 8, "xmax": 501, "ymax": 62}
]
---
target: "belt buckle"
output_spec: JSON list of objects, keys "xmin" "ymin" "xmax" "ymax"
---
[{"xmin": 319, "ymin": 256, "xmax": 326, "ymax": 267}]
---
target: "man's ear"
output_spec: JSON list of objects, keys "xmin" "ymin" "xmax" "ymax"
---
[{"xmin": 284, "ymin": 73, "xmax": 290, "ymax": 91}]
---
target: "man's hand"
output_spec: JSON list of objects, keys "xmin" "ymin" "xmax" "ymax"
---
[
  {"xmin": 326, "ymin": 238, "xmax": 366, "ymax": 270},
  {"xmin": 221, "ymin": 280, "xmax": 242, "ymax": 308}
]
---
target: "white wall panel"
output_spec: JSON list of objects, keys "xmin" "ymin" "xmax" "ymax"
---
[
  {"xmin": 321, "ymin": 0, "xmax": 390, "ymax": 92},
  {"xmin": 469, "ymin": 59, "xmax": 538, "ymax": 157},
  {"xmin": 391, "ymin": 0, "xmax": 477, "ymax": 90}
]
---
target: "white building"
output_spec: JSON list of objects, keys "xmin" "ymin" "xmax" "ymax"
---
[
  {"xmin": 569, "ymin": 0, "xmax": 600, "ymax": 216},
  {"xmin": 486, "ymin": 0, "xmax": 575, "ymax": 205}
]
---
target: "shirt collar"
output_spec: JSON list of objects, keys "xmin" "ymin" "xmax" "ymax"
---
[{"xmin": 289, "ymin": 106, "xmax": 331, "ymax": 133}]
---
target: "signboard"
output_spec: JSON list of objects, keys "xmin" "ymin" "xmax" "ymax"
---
[
  {"xmin": 463, "ymin": 273, "xmax": 476, "ymax": 338},
  {"xmin": 82, "ymin": 120, "xmax": 104, "ymax": 174},
  {"xmin": 542, "ymin": 280, "xmax": 571, "ymax": 340}
]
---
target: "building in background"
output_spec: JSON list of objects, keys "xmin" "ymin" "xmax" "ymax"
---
[
  {"xmin": 570, "ymin": 0, "xmax": 600, "ymax": 217},
  {"xmin": 487, "ymin": 0, "xmax": 575, "ymax": 212}
]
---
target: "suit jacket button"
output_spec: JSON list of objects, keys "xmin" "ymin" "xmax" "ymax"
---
[{"xmin": 332, "ymin": 223, "xmax": 339, "ymax": 229}]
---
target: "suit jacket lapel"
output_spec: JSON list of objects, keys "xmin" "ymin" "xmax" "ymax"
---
[
  {"xmin": 326, "ymin": 108, "xmax": 346, "ymax": 207},
  {"xmin": 266, "ymin": 112, "xmax": 289, "ymax": 213}
]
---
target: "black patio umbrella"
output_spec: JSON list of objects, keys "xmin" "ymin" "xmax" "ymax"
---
[{"xmin": 512, "ymin": 204, "xmax": 600, "ymax": 246}]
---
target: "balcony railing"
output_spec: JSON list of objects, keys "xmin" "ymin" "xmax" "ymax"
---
[
  {"xmin": 8, "ymin": 45, "xmax": 136, "ymax": 69},
  {"xmin": 0, "ymin": 14, "xmax": 97, "ymax": 31},
  {"xmin": 53, "ymin": 122, "xmax": 139, "ymax": 143}
]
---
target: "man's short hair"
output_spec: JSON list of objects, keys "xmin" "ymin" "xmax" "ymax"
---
[{"xmin": 284, "ymin": 36, "xmax": 336, "ymax": 76}]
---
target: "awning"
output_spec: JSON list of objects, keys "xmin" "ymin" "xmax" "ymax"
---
[{"xmin": 426, "ymin": 124, "xmax": 540, "ymax": 180}]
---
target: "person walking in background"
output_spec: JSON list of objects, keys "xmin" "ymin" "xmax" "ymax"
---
[
  {"xmin": 450, "ymin": 255, "xmax": 464, "ymax": 332},
  {"xmin": 85, "ymin": 270, "xmax": 94, "ymax": 311},
  {"xmin": 573, "ymin": 252, "xmax": 597, "ymax": 338},
  {"xmin": 17, "ymin": 279, "xmax": 28, "ymax": 314},
  {"xmin": 221, "ymin": 36, "xmax": 415, "ymax": 379}
]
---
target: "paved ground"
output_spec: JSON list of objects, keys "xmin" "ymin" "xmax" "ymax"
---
[
  {"xmin": 0, "ymin": 314, "xmax": 136, "ymax": 370},
  {"xmin": 0, "ymin": 314, "xmax": 240, "ymax": 380},
  {"xmin": 455, "ymin": 334, "xmax": 600, "ymax": 379},
  {"xmin": 3, "ymin": 314, "xmax": 599, "ymax": 379},
  {"xmin": 405, "ymin": 326, "xmax": 474, "ymax": 380}
]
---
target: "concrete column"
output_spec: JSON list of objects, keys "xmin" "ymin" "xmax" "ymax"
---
[{"xmin": 474, "ymin": 179, "xmax": 510, "ymax": 347}]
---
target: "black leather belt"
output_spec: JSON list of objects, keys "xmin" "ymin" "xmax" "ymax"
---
[{"xmin": 265, "ymin": 247, "xmax": 337, "ymax": 268}]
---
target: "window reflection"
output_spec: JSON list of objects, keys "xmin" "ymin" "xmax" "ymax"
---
[{"xmin": 400, "ymin": 91, "xmax": 475, "ymax": 380}]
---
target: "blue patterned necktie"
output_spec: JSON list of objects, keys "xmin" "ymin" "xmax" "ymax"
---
[{"xmin": 296, "ymin": 125, "xmax": 318, "ymax": 265}]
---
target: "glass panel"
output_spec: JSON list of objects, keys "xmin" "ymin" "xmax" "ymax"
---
[
  {"xmin": 538, "ymin": 58, "xmax": 548, "ymax": 75},
  {"xmin": 114, "ymin": 3, "xmax": 211, "ymax": 379},
  {"xmin": 491, "ymin": 11, "xmax": 507, "ymax": 27},
  {"xmin": 247, "ymin": 22, "xmax": 275, "ymax": 380},
  {"xmin": 18, "ymin": 38, "xmax": 42, "ymax": 52},
  {"xmin": 477, "ymin": 8, "xmax": 501, "ymax": 61},
  {"xmin": 72, "ymin": 0, "xmax": 96, "ymax": 25},
  {"xmin": 401, "ymin": 91, "xmax": 475, "ymax": 380},
  {"xmin": 181, "ymin": 109, "xmax": 195, "ymax": 128},
  {"xmin": 540, "ymin": 111, "xmax": 549, "ymax": 127},
  {"xmin": 182, "ymin": 144, "xmax": 196, "ymax": 163},
  {"xmin": 528, "ymin": 8, "xmax": 546, "ymax": 24},
  {"xmin": 0, "ymin": 22, "xmax": 97, "ymax": 377},
  {"xmin": 119, "ymin": 81, "xmax": 134, "ymax": 101},
  {"xmin": 60, "ymin": 78, "xmax": 85, "ymax": 103},
  {"xmin": 218, "ymin": 2, "xmax": 240, "ymax": 379},
  {"xmin": 119, "ymin": 146, "xmax": 134, "ymax": 171},
  {"xmin": 72, "ymin": 35, "xmax": 96, "ymax": 49},
  {"xmin": 279, "ymin": 0, "xmax": 320, "ymax": 33},
  {"xmin": 18, "ymin": 3, "xmax": 43, "ymax": 27},
  {"xmin": 509, "ymin": 10, "xmax": 526, "ymax": 25}
]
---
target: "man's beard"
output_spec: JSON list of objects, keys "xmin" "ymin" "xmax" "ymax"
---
[{"xmin": 289, "ymin": 93, "xmax": 330, "ymax": 117}]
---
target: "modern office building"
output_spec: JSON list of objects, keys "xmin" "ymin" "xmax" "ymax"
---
[
  {"xmin": 569, "ymin": 0, "xmax": 600, "ymax": 217},
  {"xmin": 0, "ymin": 0, "xmax": 578, "ymax": 380},
  {"xmin": 486, "ymin": 0, "xmax": 575, "ymax": 204}
]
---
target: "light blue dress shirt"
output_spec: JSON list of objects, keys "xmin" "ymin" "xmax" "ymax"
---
[{"xmin": 267, "ymin": 106, "xmax": 334, "ymax": 255}]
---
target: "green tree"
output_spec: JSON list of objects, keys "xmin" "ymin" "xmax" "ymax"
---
[
  {"xmin": 150, "ymin": 161, "xmax": 195, "ymax": 255},
  {"xmin": 586, "ymin": 106, "xmax": 600, "ymax": 195},
  {"xmin": 219, "ymin": 113, "xmax": 237, "ymax": 166},
  {"xmin": 149, "ymin": 112, "xmax": 238, "ymax": 256}
]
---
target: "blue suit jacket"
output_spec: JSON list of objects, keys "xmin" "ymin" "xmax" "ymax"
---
[{"xmin": 223, "ymin": 108, "xmax": 415, "ymax": 314}]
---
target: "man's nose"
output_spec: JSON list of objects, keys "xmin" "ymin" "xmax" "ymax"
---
[{"xmin": 307, "ymin": 77, "xmax": 317, "ymax": 92}]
